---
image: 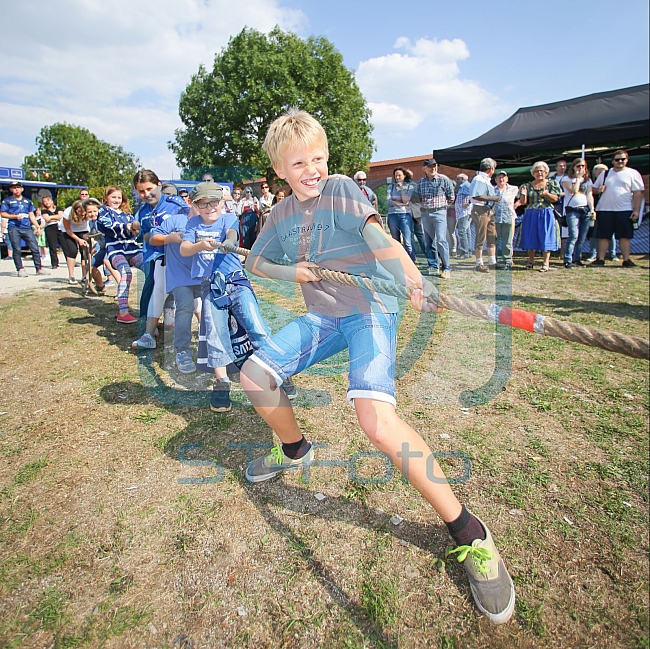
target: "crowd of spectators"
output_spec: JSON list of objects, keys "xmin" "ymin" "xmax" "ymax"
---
[
  {"xmin": 380, "ymin": 150, "xmax": 645, "ymax": 275},
  {"xmin": 0, "ymin": 151, "xmax": 644, "ymax": 404}
]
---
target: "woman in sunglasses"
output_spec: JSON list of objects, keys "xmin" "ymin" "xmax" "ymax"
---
[{"xmin": 561, "ymin": 159, "xmax": 594, "ymax": 268}]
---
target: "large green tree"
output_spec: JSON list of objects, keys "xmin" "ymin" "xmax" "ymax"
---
[
  {"xmin": 170, "ymin": 27, "xmax": 375, "ymax": 184},
  {"xmin": 23, "ymin": 123, "xmax": 139, "ymax": 187}
]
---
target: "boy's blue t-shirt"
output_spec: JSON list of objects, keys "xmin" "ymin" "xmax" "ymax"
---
[
  {"xmin": 137, "ymin": 195, "xmax": 190, "ymax": 264},
  {"xmin": 1, "ymin": 197, "xmax": 34, "ymax": 229},
  {"xmin": 250, "ymin": 175, "xmax": 399, "ymax": 316},
  {"xmin": 151, "ymin": 213, "xmax": 199, "ymax": 292},
  {"xmin": 182, "ymin": 212, "xmax": 243, "ymax": 280}
]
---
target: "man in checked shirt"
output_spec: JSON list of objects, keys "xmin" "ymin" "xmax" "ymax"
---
[{"xmin": 416, "ymin": 159, "xmax": 455, "ymax": 279}]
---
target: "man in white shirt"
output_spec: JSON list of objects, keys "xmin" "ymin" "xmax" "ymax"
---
[
  {"xmin": 468, "ymin": 158, "xmax": 500, "ymax": 272},
  {"xmin": 592, "ymin": 150, "xmax": 644, "ymax": 267}
]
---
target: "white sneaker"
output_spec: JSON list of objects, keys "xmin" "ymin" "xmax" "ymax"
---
[{"xmin": 131, "ymin": 333, "xmax": 156, "ymax": 349}]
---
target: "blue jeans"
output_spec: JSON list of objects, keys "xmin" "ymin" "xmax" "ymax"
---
[
  {"xmin": 7, "ymin": 227, "xmax": 41, "ymax": 271},
  {"xmin": 412, "ymin": 218, "xmax": 438, "ymax": 268},
  {"xmin": 456, "ymin": 215, "xmax": 471, "ymax": 255},
  {"xmin": 172, "ymin": 284, "xmax": 202, "ymax": 353},
  {"xmin": 252, "ymin": 311, "xmax": 398, "ymax": 407},
  {"xmin": 420, "ymin": 208, "xmax": 450, "ymax": 271},
  {"xmin": 565, "ymin": 207, "xmax": 591, "ymax": 263},
  {"xmin": 203, "ymin": 281, "xmax": 271, "ymax": 367},
  {"xmin": 387, "ymin": 212, "xmax": 415, "ymax": 262}
]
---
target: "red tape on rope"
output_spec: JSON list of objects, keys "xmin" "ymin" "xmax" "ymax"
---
[{"xmin": 498, "ymin": 307, "xmax": 538, "ymax": 333}]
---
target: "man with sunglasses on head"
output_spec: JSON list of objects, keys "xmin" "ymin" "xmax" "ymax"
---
[
  {"xmin": 353, "ymin": 171, "xmax": 378, "ymax": 211},
  {"xmin": 592, "ymin": 150, "xmax": 644, "ymax": 267}
]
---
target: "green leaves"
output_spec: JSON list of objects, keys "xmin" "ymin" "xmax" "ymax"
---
[
  {"xmin": 171, "ymin": 27, "xmax": 375, "ymax": 184},
  {"xmin": 23, "ymin": 123, "xmax": 139, "ymax": 188}
]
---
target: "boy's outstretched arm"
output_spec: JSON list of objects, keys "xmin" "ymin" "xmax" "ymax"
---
[
  {"xmin": 362, "ymin": 219, "xmax": 438, "ymax": 313},
  {"xmin": 245, "ymin": 253, "xmax": 321, "ymax": 284}
]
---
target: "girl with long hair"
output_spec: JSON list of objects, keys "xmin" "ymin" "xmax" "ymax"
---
[{"xmin": 97, "ymin": 186, "xmax": 143, "ymax": 323}]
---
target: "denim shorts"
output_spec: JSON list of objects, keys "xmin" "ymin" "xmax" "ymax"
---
[{"xmin": 250, "ymin": 311, "xmax": 398, "ymax": 407}]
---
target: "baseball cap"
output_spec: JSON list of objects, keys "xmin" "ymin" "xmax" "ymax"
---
[
  {"xmin": 82, "ymin": 197, "xmax": 101, "ymax": 208},
  {"xmin": 423, "ymin": 158, "xmax": 438, "ymax": 167},
  {"xmin": 9, "ymin": 180, "xmax": 23, "ymax": 187},
  {"xmin": 178, "ymin": 188, "xmax": 189, "ymax": 196},
  {"xmin": 190, "ymin": 181, "xmax": 224, "ymax": 203},
  {"xmin": 495, "ymin": 170, "xmax": 508, "ymax": 177}
]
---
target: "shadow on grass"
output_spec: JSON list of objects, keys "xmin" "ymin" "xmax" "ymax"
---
[{"xmin": 99, "ymin": 380, "xmax": 473, "ymax": 648}]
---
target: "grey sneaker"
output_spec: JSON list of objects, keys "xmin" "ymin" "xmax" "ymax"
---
[
  {"xmin": 132, "ymin": 333, "xmax": 156, "ymax": 349},
  {"xmin": 36, "ymin": 268, "xmax": 50, "ymax": 275},
  {"xmin": 245, "ymin": 443, "xmax": 313, "ymax": 483},
  {"xmin": 17, "ymin": 268, "xmax": 27, "ymax": 277},
  {"xmin": 176, "ymin": 350, "xmax": 196, "ymax": 374},
  {"xmin": 446, "ymin": 515, "xmax": 515, "ymax": 624}
]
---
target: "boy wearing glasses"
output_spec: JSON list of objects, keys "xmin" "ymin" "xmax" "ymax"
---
[{"xmin": 180, "ymin": 181, "xmax": 295, "ymax": 411}]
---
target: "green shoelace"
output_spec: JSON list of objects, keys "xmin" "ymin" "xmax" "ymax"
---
[
  {"xmin": 269, "ymin": 443, "xmax": 284, "ymax": 465},
  {"xmin": 446, "ymin": 545, "xmax": 492, "ymax": 575}
]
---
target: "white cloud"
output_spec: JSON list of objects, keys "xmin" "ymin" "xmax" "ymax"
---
[
  {"xmin": 368, "ymin": 103, "xmax": 423, "ymax": 130},
  {"xmin": 356, "ymin": 37, "xmax": 505, "ymax": 133},
  {"xmin": 0, "ymin": 0, "xmax": 307, "ymax": 178},
  {"xmin": 0, "ymin": 141, "xmax": 30, "ymax": 167}
]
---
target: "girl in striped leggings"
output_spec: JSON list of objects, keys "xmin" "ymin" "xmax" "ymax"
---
[{"xmin": 97, "ymin": 186, "xmax": 143, "ymax": 323}]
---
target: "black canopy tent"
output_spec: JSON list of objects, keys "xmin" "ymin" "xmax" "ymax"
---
[{"xmin": 433, "ymin": 84, "xmax": 649, "ymax": 174}]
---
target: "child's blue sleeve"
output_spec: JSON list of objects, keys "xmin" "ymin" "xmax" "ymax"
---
[
  {"xmin": 182, "ymin": 219, "xmax": 197, "ymax": 242},
  {"xmin": 223, "ymin": 212, "xmax": 239, "ymax": 234}
]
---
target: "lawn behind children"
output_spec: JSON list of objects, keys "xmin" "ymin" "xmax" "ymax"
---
[{"xmin": 0, "ymin": 254, "xmax": 648, "ymax": 649}]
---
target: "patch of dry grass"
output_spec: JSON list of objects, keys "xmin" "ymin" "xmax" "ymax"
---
[{"xmin": 0, "ymin": 256, "xmax": 648, "ymax": 648}]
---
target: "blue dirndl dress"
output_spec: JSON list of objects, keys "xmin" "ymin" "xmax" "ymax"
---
[{"xmin": 517, "ymin": 207, "xmax": 561, "ymax": 251}]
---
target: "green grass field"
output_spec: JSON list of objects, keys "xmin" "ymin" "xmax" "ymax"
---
[{"xmin": 0, "ymin": 255, "xmax": 648, "ymax": 648}]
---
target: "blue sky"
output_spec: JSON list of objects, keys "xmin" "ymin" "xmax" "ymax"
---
[{"xmin": 1, "ymin": 0, "xmax": 648, "ymax": 178}]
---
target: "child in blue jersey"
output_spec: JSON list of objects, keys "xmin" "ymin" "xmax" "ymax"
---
[
  {"xmin": 239, "ymin": 109, "xmax": 515, "ymax": 625},
  {"xmin": 97, "ymin": 186, "xmax": 143, "ymax": 323},
  {"xmin": 132, "ymin": 170, "xmax": 190, "ymax": 349},
  {"xmin": 180, "ymin": 181, "xmax": 295, "ymax": 412},
  {"xmin": 149, "ymin": 211, "xmax": 202, "ymax": 373}
]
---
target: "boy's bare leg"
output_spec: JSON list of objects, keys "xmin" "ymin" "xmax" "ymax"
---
[
  {"xmin": 355, "ymin": 398, "xmax": 462, "ymax": 522},
  {"xmin": 214, "ymin": 366, "xmax": 229, "ymax": 381},
  {"xmin": 240, "ymin": 360, "xmax": 303, "ymax": 443}
]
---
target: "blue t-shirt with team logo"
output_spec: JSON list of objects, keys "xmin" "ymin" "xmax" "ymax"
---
[
  {"xmin": 182, "ymin": 212, "xmax": 242, "ymax": 280},
  {"xmin": 1, "ymin": 196, "xmax": 35, "ymax": 229},
  {"xmin": 137, "ymin": 194, "xmax": 190, "ymax": 263}
]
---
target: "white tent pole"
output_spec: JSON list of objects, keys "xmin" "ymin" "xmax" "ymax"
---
[{"xmin": 581, "ymin": 144, "xmax": 585, "ymax": 159}]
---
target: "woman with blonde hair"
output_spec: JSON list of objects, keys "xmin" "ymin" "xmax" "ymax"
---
[
  {"xmin": 562, "ymin": 158, "xmax": 594, "ymax": 268},
  {"xmin": 61, "ymin": 199, "xmax": 91, "ymax": 284},
  {"xmin": 517, "ymin": 161, "xmax": 561, "ymax": 272}
]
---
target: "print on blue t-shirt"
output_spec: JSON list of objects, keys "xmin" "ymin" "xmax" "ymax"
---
[{"xmin": 182, "ymin": 212, "xmax": 242, "ymax": 279}]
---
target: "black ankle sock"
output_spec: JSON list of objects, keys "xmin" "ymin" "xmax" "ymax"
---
[
  {"xmin": 446, "ymin": 505, "xmax": 486, "ymax": 546},
  {"xmin": 282, "ymin": 436, "xmax": 310, "ymax": 460}
]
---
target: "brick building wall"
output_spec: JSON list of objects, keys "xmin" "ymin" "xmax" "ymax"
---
[{"xmin": 366, "ymin": 154, "xmax": 475, "ymax": 190}]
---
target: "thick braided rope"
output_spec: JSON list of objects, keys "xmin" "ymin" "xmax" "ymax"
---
[{"xmin": 220, "ymin": 242, "xmax": 649, "ymax": 360}]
